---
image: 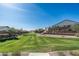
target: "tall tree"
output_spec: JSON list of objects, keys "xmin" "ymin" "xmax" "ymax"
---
[
  {"xmin": 71, "ymin": 24, "xmax": 79, "ymax": 32},
  {"xmin": 71, "ymin": 24, "xmax": 79, "ymax": 36}
]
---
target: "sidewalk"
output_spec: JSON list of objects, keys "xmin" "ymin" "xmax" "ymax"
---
[
  {"xmin": 29, "ymin": 53, "xmax": 49, "ymax": 56},
  {"xmin": 37, "ymin": 34, "xmax": 79, "ymax": 38}
]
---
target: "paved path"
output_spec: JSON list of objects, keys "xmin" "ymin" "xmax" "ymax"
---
[
  {"xmin": 37, "ymin": 34, "xmax": 79, "ymax": 38},
  {"xmin": 0, "ymin": 50, "xmax": 79, "ymax": 56},
  {"xmin": 29, "ymin": 53, "xmax": 49, "ymax": 56}
]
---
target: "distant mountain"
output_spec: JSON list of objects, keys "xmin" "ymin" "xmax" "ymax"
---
[
  {"xmin": 42, "ymin": 20, "xmax": 79, "ymax": 34},
  {"xmin": 54, "ymin": 19, "xmax": 79, "ymax": 27}
]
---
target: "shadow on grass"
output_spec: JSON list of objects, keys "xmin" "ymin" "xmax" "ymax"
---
[{"xmin": 0, "ymin": 38, "xmax": 18, "ymax": 42}]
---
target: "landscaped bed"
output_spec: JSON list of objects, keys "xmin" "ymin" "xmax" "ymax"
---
[{"xmin": 0, "ymin": 33, "xmax": 79, "ymax": 53}]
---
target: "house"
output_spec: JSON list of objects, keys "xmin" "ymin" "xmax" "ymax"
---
[{"xmin": 0, "ymin": 26, "xmax": 18, "ymax": 40}]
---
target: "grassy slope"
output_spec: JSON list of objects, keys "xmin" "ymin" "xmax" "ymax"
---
[{"xmin": 0, "ymin": 33, "xmax": 79, "ymax": 53}]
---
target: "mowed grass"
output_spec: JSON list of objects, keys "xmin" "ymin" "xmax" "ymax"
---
[{"xmin": 0, "ymin": 33, "xmax": 79, "ymax": 53}]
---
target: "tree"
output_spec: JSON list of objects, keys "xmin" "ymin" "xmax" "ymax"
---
[
  {"xmin": 8, "ymin": 27, "xmax": 17, "ymax": 36},
  {"xmin": 71, "ymin": 24, "xmax": 79, "ymax": 36},
  {"xmin": 71, "ymin": 24, "xmax": 79, "ymax": 32},
  {"xmin": 34, "ymin": 28, "xmax": 44, "ymax": 33}
]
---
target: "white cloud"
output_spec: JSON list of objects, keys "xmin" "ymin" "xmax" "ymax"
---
[{"xmin": 0, "ymin": 3, "xmax": 25, "ymax": 11}]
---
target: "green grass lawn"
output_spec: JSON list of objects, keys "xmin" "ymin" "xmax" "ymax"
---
[{"xmin": 0, "ymin": 33, "xmax": 79, "ymax": 53}]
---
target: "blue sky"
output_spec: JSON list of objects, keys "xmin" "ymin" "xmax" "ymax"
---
[{"xmin": 0, "ymin": 3, "xmax": 79, "ymax": 30}]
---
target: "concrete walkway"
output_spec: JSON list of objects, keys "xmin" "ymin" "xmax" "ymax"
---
[
  {"xmin": 29, "ymin": 53, "xmax": 49, "ymax": 56},
  {"xmin": 0, "ymin": 50, "xmax": 79, "ymax": 56},
  {"xmin": 37, "ymin": 34, "xmax": 79, "ymax": 38}
]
